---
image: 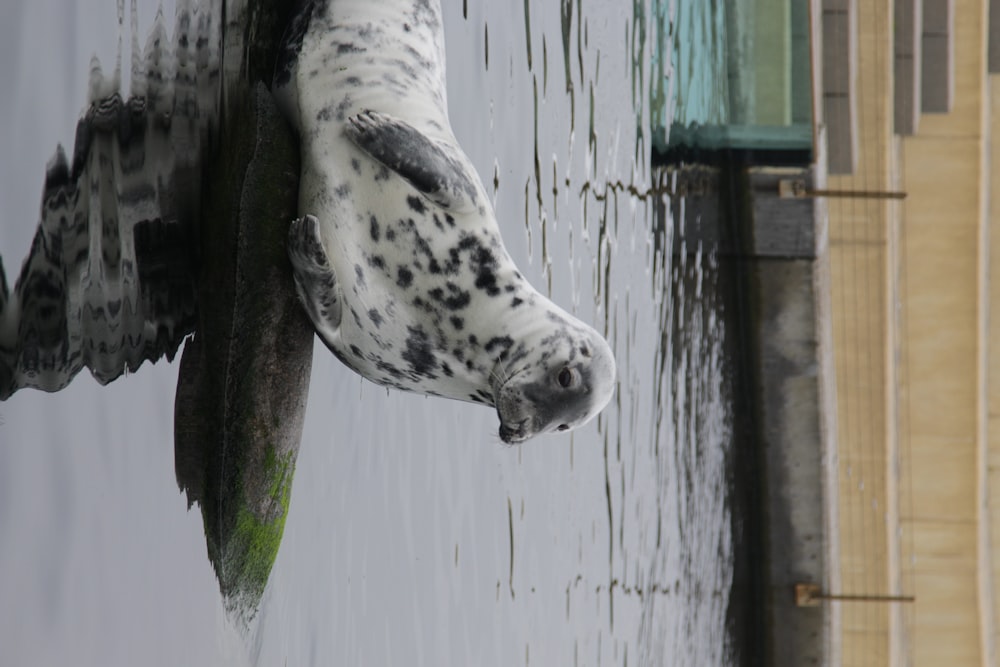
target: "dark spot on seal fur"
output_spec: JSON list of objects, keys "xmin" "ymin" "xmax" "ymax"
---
[
  {"xmin": 396, "ymin": 266, "xmax": 414, "ymax": 288},
  {"xmin": 402, "ymin": 326, "xmax": 436, "ymax": 376},
  {"xmin": 428, "ymin": 283, "xmax": 470, "ymax": 310},
  {"xmin": 507, "ymin": 343, "xmax": 530, "ymax": 365},
  {"xmin": 511, "ymin": 297, "xmax": 523, "ymax": 307},
  {"xmin": 580, "ymin": 345, "xmax": 591, "ymax": 358},
  {"xmin": 412, "ymin": 296, "xmax": 434, "ymax": 314},
  {"xmin": 386, "ymin": 227, "xmax": 397, "ymax": 241},
  {"xmin": 335, "ymin": 96, "xmax": 354, "ymax": 121},
  {"xmin": 350, "ymin": 344, "xmax": 363, "ymax": 357},
  {"xmin": 369, "ymin": 215, "xmax": 380, "ymax": 241},
  {"xmin": 382, "ymin": 69, "xmax": 411, "ymax": 92},
  {"xmin": 485, "ymin": 336, "xmax": 514, "ymax": 357},
  {"xmin": 443, "ymin": 248, "xmax": 462, "ymax": 274},
  {"xmin": 335, "ymin": 183, "xmax": 351, "ymax": 199},
  {"xmin": 468, "ymin": 334, "xmax": 478, "ymax": 346},
  {"xmin": 408, "ymin": 222, "xmax": 437, "ymax": 263},
  {"xmin": 368, "ymin": 254, "xmax": 386, "ymax": 270},
  {"xmin": 376, "ymin": 359, "xmax": 403, "ymax": 379},
  {"xmin": 368, "ymin": 308, "xmax": 383, "ymax": 328},
  {"xmin": 469, "ymin": 393, "xmax": 484, "ymax": 403},
  {"xmin": 475, "ymin": 268, "xmax": 499, "ymax": 296},
  {"xmin": 337, "ymin": 42, "xmax": 365, "ymax": 54},
  {"xmin": 545, "ymin": 311, "xmax": 572, "ymax": 326},
  {"xmin": 440, "ymin": 362, "xmax": 453, "ymax": 377},
  {"xmin": 449, "ymin": 316, "xmax": 464, "ymax": 330},
  {"xmin": 354, "ymin": 265, "xmax": 365, "ymax": 285},
  {"xmin": 406, "ymin": 195, "xmax": 426, "ymax": 213},
  {"xmin": 352, "ymin": 158, "xmax": 362, "ymax": 173}
]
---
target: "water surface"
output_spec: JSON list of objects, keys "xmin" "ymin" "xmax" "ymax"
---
[{"xmin": 0, "ymin": 1, "xmax": 739, "ymax": 665}]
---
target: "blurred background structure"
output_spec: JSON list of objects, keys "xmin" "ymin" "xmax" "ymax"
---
[
  {"xmin": 665, "ymin": 0, "xmax": 1000, "ymax": 663},
  {"xmin": 810, "ymin": 0, "xmax": 997, "ymax": 664}
]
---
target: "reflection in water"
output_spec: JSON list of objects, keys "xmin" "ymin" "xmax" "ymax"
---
[
  {"xmin": 670, "ymin": 0, "xmax": 728, "ymax": 128},
  {"xmin": 0, "ymin": 0, "xmax": 305, "ymax": 623},
  {"xmin": 2, "ymin": 0, "xmax": 750, "ymax": 662},
  {"xmin": 653, "ymin": 211, "xmax": 733, "ymax": 664},
  {"xmin": 0, "ymin": 2, "xmax": 220, "ymax": 399},
  {"xmin": 503, "ymin": 0, "xmax": 738, "ymax": 662}
]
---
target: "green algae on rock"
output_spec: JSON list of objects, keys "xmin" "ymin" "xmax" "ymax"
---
[{"xmin": 173, "ymin": 79, "xmax": 309, "ymax": 621}]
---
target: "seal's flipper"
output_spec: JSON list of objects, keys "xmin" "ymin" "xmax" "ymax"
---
[
  {"xmin": 288, "ymin": 215, "xmax": 342, "ymax": 344},
  {"xmin": 345, "ymin": 110, "xmax": 481, "ymax": 212}
]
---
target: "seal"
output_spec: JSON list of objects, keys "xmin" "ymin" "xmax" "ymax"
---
[{"xmin": 274, "ymin": 0, "xmax": 615, "ymax": 443}]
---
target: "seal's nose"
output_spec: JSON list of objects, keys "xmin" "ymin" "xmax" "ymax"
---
[
  {"xmin": 498, "ymin": 417, "xmax": 531, "ymax": 444},
  {"xmin": 499, "ymin": 423, "xmax": 517, "ymax": 443}
]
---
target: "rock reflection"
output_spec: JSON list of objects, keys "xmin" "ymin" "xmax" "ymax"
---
[
  {"xmin": 0, "ymin": 2, "xmax": 220, "ymax": 399},
  {"xmin": 0, "ymin": 0, "xmax": 307, "ymax": 623}
]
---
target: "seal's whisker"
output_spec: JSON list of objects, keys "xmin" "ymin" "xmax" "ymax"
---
[{"xmin": 489, "ymin": 358, "xmax": 513, "ymax": 394}]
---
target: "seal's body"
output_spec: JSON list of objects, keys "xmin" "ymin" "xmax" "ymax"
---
[{"xmin": 275, "ymin": 0, "xmax": 615, "ymax": 442}]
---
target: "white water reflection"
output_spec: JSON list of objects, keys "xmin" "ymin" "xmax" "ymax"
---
[{"xmin": 1, "ymin": 1, "xmax": 736, "ymax": 665}]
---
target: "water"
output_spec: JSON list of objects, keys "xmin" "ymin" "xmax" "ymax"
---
[{"xmin": 0, "ymin": 1, "xmax": 738, "ymax": 665}]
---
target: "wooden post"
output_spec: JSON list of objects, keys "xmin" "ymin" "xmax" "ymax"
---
[{"xmin": 794, "ymin": 583, "xmax": 916, "ymax": 608}]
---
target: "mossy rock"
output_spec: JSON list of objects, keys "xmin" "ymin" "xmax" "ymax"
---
[
  {"xmin": 173, "ymin": 0, "xmax": 312, "ymax": 621},
  {"xmin": 174, "ymin": 78, "xmax": 310, "ymax": 621}
]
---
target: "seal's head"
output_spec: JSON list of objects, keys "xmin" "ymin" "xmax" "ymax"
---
[{"xmin": 491, "ymin": 314, "xmax": 615, "ymax": 444}]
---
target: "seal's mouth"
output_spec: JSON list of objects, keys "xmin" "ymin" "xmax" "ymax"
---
[
  {"xmin": 498, "ymin": 417, "xmax": 531, "ymax": 444},
  {"xmin": 491, "ymin": 358, "xmax": 531, "ymax": 444}
]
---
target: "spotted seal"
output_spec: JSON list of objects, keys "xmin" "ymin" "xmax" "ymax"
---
[{"xmin": 274, "ymin": 0, "xmax": 615, "ymax": 442}]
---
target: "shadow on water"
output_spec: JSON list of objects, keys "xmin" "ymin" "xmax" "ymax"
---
[
  {"xmin": 0, "ymin": 0, "xmax": 305, "ymax": 622},
  {"xmin": 655, "ymin": 148, "xmax": 821, "ymax": 667}
]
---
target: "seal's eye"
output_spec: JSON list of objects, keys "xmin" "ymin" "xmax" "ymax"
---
[
  {"xmin": 557, "ymin": 367, "xmax": 573, "ymax": 388},
  {"xmin": 557, "ymin": 424, "xmax": 569, "ymax": 431}
]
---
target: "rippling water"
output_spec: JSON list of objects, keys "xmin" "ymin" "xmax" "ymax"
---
[{"xmin": 0, "ymin": 1, "xmax": 739, "ymax": 665}]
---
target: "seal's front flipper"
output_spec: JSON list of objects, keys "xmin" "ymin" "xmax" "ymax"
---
[
  {"xmin": 345, "ymin": 110, "xmax": 481, "ymax": 212},
  {"xmin": 287, "ymin": 215, "xmax": 342, "ymax": 345}
]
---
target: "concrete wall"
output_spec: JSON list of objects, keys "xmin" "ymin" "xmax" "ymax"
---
[{"xmin": 734, "ymin": 164, "xmax": 836, "ymax": 667}]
